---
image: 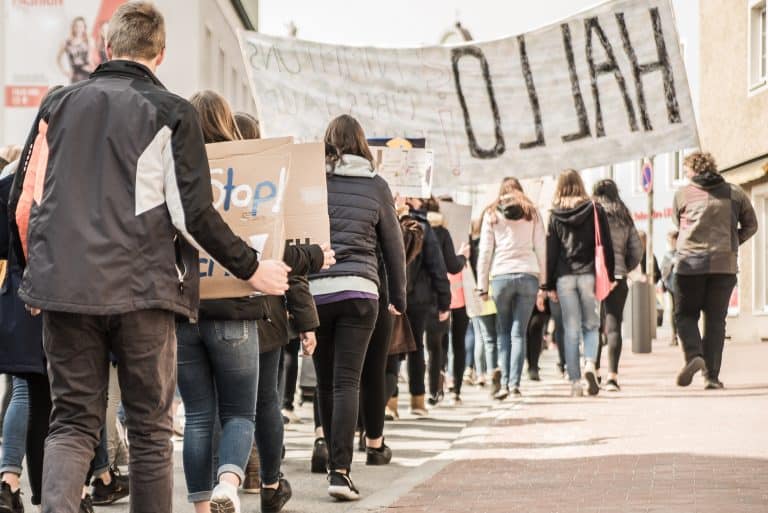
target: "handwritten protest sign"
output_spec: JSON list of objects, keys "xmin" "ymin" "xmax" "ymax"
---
[
  {"xmin": 370, "ymin": 146, "xmax": 434, "ymax": 197},
  {"xmin": 239, "ymin": 0, "xmax": 697, "ymax": 186}
]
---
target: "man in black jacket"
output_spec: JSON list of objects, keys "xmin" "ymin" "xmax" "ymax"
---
[
  {"xmin": 9, "ymin": 4, "xmax": 288, "ymax": 513},
  {"xmin": 404, "ymin": 199, "xmax": 451, "ymax": 415}
]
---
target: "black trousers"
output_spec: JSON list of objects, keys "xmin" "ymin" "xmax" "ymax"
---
[
  {"xmin": 526, "ymin": 308, "xmax": 550, "ymax": 372},
  {"xmin": 358, "ymin": 300, "xmax": 394, "ymax": 440},
  {"xmin": 674, "ymin": 273, "xmax": 737, "ymax": 381},
  {"xmin": 596, "ymin": 278, "xmax": 629, "ymax": 374},
  {"xmin": 280, "ymin": 338, "xmax": 300, "ymax": 411},
  {"xmin": 406, "ymin": 305, "xmax": 432, "ymax": 396},
  {"xmin": 41, "ymin": 310, "xmax": 176, "ymax": 513},
  {"xmin": 442, "ymin": 307, "xmax": 468, "ymax": 396},
  {"xmin": 426, "ymin": 315, "xmax": 451, "ymax": 398},
  {"xmin": 14, "ymin": 372, "xmax": 52, "ymax": 506},
  {"xmin": 313, "ymin": 299, "xmax": 378, "ymax": 472}
]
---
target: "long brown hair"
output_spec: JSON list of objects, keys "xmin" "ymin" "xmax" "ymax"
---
[
  {"xmin": 486, "ymin": 176, "xmax": 537, "ymax": 221},
  {"xmin": 553, "ymin": 169, "xmax": 589, "ymax": 209},
  {"xmin": 189, "ymin": 90, "xmax": 242, "ymax": 144},
  {"xmin": 324, "ymin": 114, "xmax": 374, "ymax": 172}
]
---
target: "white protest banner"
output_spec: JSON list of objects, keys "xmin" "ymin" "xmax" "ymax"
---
[{"xmin": 239, "ymin": 0, "xmax": 697, "ymax": 186}]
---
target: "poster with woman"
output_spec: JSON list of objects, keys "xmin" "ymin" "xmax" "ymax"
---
[{"xmin": 3, "ymin": 0, "xmax": 126, "ymax": 141}]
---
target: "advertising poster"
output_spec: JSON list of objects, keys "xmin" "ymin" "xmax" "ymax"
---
[{"xmin": 3, "ymin": 0, "xmax": 127, "ymax": 143}]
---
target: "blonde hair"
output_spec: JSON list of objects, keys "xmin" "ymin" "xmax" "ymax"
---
[
  {"xmin": 553, "ymin": 169, "xmax": 589, "ymax": 209},
  {"xmin": 485, "ymin": 176, "xmax": 538, "ymax": 222},
  {"xmin": 683, "ymin": 151, "xmax": 718, "ymax": 175},
  {"xmin": 189, "ymin": 90, "xmax": 242, "ymax": 144},
  {"xmin": 70, "ymin": 17, "xmax": 88, "ymax": 41},
  {"xmin": 107, "ymin": 2, "xmax": 165, "ymax": 60}
]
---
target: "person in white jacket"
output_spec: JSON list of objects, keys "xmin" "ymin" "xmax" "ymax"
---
[{"xmin": 476, "ymin": 177, "xmax": 547, "ymax": 399}]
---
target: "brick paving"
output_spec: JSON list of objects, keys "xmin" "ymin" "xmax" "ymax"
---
[{"xmin": 379, "ymin": 339, "xmax": 768, "ymax": 513}]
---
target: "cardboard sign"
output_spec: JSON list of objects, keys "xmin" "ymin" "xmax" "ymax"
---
[
  {"xmin": 239, "ymin": 0, "xmax": 698, "ymax": 185},
  {"xmin": 370, "ymin": 146, "xmax": 433, "ymax": 197},
  {"xmin": 199, "ymin": 144, "xmax": 289, "ymax": 300},
  {"xmin": 439, "ymin": 201, "xmax": 472, "ymax": 250},
  {"xmin": 199, "ymin": 137, "xmax": 330, "ymax": 299}
]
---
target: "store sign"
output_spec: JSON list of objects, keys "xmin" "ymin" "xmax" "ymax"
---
[
  {"xmin": 3, "ymin": 0, "xmax": 126, "ymax": 142},
  {"xmin": 239, "ymin": 0, "xmax": 698, "ymax": 185}
]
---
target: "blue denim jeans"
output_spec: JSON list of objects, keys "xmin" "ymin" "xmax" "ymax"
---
[
  {"xmin": 0, "ymin": 377, "xmax": 28, "ymax": 475},
  {"xmin": 491, "ymin": 274, "xmax": 539, "ymax": 388},
  {"xmin": 255, "ymin": 348, "xmax": 282, "ymax": 485},
  {"xmin": 472, "ymin": 314, "xmax": 497, "ymax": 375},
  {"xmin": 556, "ymin": 274, "xmax": 601, "ymax": 382},
  {"xmin": 176, "ymin": 320, "xmax": 259, "ymax": 502}
]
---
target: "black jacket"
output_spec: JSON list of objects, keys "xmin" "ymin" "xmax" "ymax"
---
[
  {"xmin": 432, "ymin": 224, "xmax": 467, "ymax": 274},
  {"xmin": 309, "ymin": 156, "xmax": 406, "ymax": 312},
  {"xmin": 406, "ymin": 210, "xmax": 451, "ymax": 311},
  {"xmin": 544, "ymin": 200, "xmax": 615, "ymax": 291},
  {"xmin": 9, "ymin": 60, "xmax": 258, "ymax": 320},
  {"xmin": 197, "ymin": 244, "xmax": 324, "ymax": 354},
  {"xmin": 0, "ymin": 175, "xmax": 44, "ymax": 375}
]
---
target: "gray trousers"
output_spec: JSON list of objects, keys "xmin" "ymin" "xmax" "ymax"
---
[{"xmin": 41, "ymin": 309, "xmax": 176, "ymax": 513}]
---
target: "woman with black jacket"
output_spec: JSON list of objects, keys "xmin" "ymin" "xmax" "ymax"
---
[
  {"xmin": 543, "ymin": 170, "xmax": 615, "ymax": 398},
  {"xmin": 404, "ymin": 198, "xmax": 452, "ymax": 416},
  {"xmin": 309, "ymin": 115, "xmax": 406, "ymax": 501},
  {"xmin": 592, "ymin": 180, "xmax": 643, "ymax": 392}
]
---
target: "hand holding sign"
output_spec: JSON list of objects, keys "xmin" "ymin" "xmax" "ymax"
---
[
  {"xmin": 320, "ymin": 242, "xmax": 336, "ymax": 270},
  {"xmin": 248, "ymin": 260, "xmax": 291, "ymax": 296}
]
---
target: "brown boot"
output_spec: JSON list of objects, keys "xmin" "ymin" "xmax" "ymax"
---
[
  {"xmin": 385, "ymin": 396, "xmax": 399, "ymax": 420},
  {"xmin": 242, "ymin": 443, "xmax": 260, "ymax": 493},
  {"xmin": 410, "ymin": 394, "xmax": 428, "ymax": 417}
]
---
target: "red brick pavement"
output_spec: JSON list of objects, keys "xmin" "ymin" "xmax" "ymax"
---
[{"xmin": 378, "ymin": 341, "xmax": 768, "ymax": 513}]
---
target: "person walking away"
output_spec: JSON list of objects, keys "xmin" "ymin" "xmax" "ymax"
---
[
  {"xmin": 403, "ymin": 198, "xmax": 451, "ymax": 416},
  {"xmin": 477, "ymin": 177, "xmax": 546, "ymax": 399},
  {"xmin": 423, "ymin": 198, "xmax": 469, "ymax": 405},
  {"xmin": 309, "ymin": 115, "xmax": 406, "ymax": 500},
  {"xmin": 176, "ymin": 90, "xmax": 297, "ymax": 513},
  {"xmin": 661, "ymin": 230, "xmax": 680, "ymax": 346},
  {"xmin": 592, "ymin": 179, "xmax": 643, "ymax": 392},
  {"xmin": 9, "ymin": 5, "xmax": 289, "ymax": 512},
  {"xmin": 543, "ymin": 170, "xmax": 615, "ymax": 397},
  {"xmin": 672, "ymin": 152, "xmax": 757, "ymax": 389}
]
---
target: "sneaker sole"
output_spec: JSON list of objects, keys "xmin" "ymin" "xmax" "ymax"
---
[
  {"xmin": 328, "ymin": 486, "xmax": 360, "ymax": 501},
  {"xmin": 210, "ymin": 497, "xmax": 237, "ymax": 513},
  {"xmin": 585, "ymin": 371, "xmax": 600, "ymax": 396},
  {"xmin": 677, "ymin": 357, "xmax": 705, "ymax": 387},
  {"xmin": 241, "ymin": 486, "xmax": 261, "ymax": 494},
  {"xmin": 92, "ymin": 491, "xmax": 129, "ymax": 506}
]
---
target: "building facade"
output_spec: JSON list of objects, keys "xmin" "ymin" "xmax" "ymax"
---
[
  {"xmin": 0, "ymin": 0, "xmax": 259, "ymax": 146},
  {"xmin": 698, "ymin": 0, "xmax": 768, "ymax": 343}
]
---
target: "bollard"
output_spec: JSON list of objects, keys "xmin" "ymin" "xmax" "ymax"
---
[{"xmin": 631, "ymin": 281, "xmax": 653, "ymax": 353}]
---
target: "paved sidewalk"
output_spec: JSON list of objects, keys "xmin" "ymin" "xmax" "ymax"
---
[{"xmin": 379, "ymin": 340, "xmax": 768, "ymax": 513}]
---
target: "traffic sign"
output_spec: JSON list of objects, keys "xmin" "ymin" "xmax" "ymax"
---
[{"xmin": 641, "ymin": 160, "xmax": 654, "ymax": 193}]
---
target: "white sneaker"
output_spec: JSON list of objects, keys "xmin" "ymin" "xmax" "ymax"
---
[
  {"xmin": 210, "ymin": 481, "xmax": 240, "ymax": 513},
  {"xmin": 281, "ymin": 408, "xmax": 302, "ymax": 424},
  {"xmin": 571, "ymin": 382, "xmax": 584, "ymax": 397}
]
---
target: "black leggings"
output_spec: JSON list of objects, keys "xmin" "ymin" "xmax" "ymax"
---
[
  {"xmin": 313, "ymin": 299, "xmax": 378, "ymax": 471},
  {"xmin": 18, "ymin": 372, "xmax": 52, "ymax": 506},
  {"xmin": 406, "ymin": 306, "xmax": 431, "ymax": 396},
  {"xmin": 442, "ymin": 307, "xmax": 468, "ymax": 396},
  {"xmin": 280, "ymin": 338, "xmax": 300, "ymax": 411},
  {"xmin": 426, "ymin": 316, "xmax": 450, "ymax": 398},
  {"xmin": 596, "ymin": 279, "xmax": 629, "ymax": 374},
  {"xmin": 358, "ymin": 300, "xmax": 393, "ymax": 440},
  {"xmin": 526, "ymin": 308, "xmax": 550, "ymax": 372}
]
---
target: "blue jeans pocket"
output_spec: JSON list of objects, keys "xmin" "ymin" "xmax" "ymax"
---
[{"xmin": 215, "ymin": 321, "xmax": 249, "ymax": 347}]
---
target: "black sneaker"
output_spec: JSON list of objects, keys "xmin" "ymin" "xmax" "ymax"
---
[
  {"xmin": 261, "ymin": 477, "xmax": 292, "ymax": 513},
  {"xmin": 79, "ymin": 494, "xmax": 95, "ymax": 513},
  {"xmin": 604, "ymin": 379, "xmax": 621, "ymax": 392},
  {"xmin": 357, "ymin": 431, "xmax": 366, "ymax": 452},
  {"xmin": 311, "ymin": 438, "xmax": 329, "ymax": 474},
  {"xmin": 511, "ymin": 386, "xmax": 522, "ymax": 398},
  {"xmin": 366, "ymin": 442, "xmax": 392, "ymax": 465},
  {"xmin": 527, "ymin": 368, "xmax": 540, "ymax": 381},
  {"xmin": 327, "ymin": 471, "xmax": 360, "ymax": 501},
  {"xmin": 677, "ymin": 356, "xmax": 706, "ymax": 387},
  {"xmin": 0, "ymin": 481, "xmax": 24, "ymax": 513},
  {"xmin": 427, "ymin": 392, "xmax": 442, "ymax": 406},
  {"xmin": 91, "ymin": 468, "xmax": 130, "ymax": 505}
]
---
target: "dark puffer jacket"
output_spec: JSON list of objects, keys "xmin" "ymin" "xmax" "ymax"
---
[
  {"xmin": 544, "ymin": 200, "xmax": 615, "ymax": 291},
  {"xmin": 406, "ymin": 210, "xmax": 451, "ymax": 312},
  {"xmin": 309, "ymin": 155, "xmax": 406, "ymax": 312}
]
